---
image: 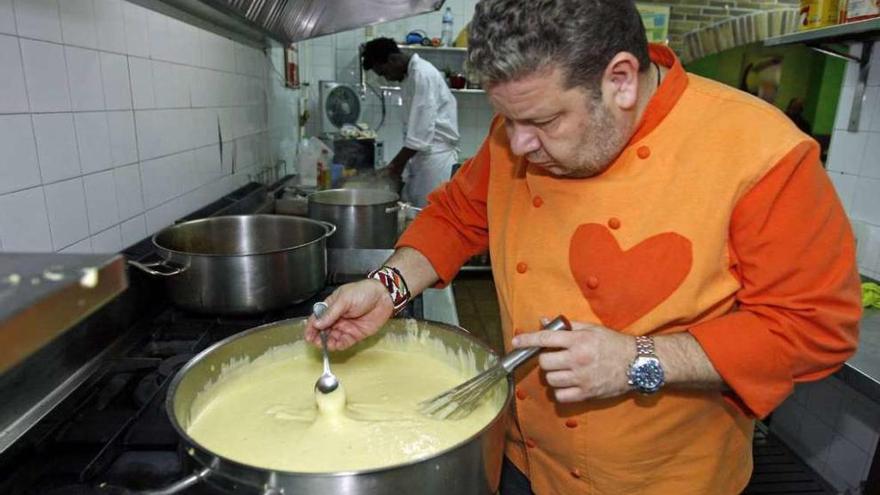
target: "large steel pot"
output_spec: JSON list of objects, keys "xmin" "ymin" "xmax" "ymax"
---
[
  {"xmin": 129, "ymin": 215, "xmax": 335, "ymax": 315},
  {"xmin": 149, "ymin": 318, "xmax": 511, "ymax": 495},
  {"xmin": 308, "ymin": 189, "xmax": 407, "ymax": 249}
]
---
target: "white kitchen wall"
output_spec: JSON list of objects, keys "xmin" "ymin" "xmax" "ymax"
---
[
  {"xmin": 827, "ymin": 41, "xmax": 880, "ymax": 278},
  {"xmin": 0, "ymin": 0, "xmax": 299, "ymax": 254},
  {"xmin": 297, "ymin": 0, "xmax": 495, "ymax": 164}
]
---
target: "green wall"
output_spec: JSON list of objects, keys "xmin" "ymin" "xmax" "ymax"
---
[{"xmin": 684, "ymin": 43, "xmax": 846, "ymax": 136}]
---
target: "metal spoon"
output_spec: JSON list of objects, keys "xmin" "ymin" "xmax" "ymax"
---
[{"xmin": 312, "ymin": 302, "xmax": 340, "ymax": 394}]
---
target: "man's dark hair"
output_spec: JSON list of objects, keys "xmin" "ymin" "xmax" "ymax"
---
[
  {"xmin": 468, "ymin": 0, "xmax": 650, "ymax": 91},
  {"xmin": 361, "ymin": 37, "xmax": 401, "ymax": 71}
]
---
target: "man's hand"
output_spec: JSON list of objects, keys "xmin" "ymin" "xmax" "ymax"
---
[
  {"xmin": 304, "ymin": 279, "xmax": 394, "ymax": 351},
  {"xmin": 512, "ymin": 320, "xmax": 636, "ymax": 402},
  {"xmin": 512, "ymin": 319, "xmax": 727, "ymax": 402},
  {"xmin": 377, "ymin": 165, "xmax": 403, "ymax": 194},
  {"xmin": 385, "ymin": 147, "xmax": 419, "ymax": 180}
]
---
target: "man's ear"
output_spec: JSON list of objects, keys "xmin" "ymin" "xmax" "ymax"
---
[{"xmin": 600, "ymin": 52, "xmax": 642, "ymax": 111}]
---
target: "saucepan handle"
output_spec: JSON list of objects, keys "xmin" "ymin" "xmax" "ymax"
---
[
  {"xmin": 99, "ymin": 468, "xmax": 210, "ymax": 494},
  {"xmin": 500, "ymin": 315, "xmax": 571, "ymax": 373},
  {"xmin": 128, "ymin": 258, "xmax": 188, "ymax": 277},
  {"xmin": 317, "ymin": 220, "xmax": 337, "ymax": 238},
  {"xmin": 386, "ymin": 202, "xmax": 423, "ymax": 214}
]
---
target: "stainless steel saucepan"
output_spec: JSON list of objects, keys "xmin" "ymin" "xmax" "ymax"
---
[
  {"xmin": 129, "ymin": 215, "xmax": 336, "ymax": 315},
  {"xmin": 308, "ymin": 188, "xmax": 420, "ymax": 249},
  {"xmin": 110, "ymin": 318, "xmax": 511, "ymax": 494}
]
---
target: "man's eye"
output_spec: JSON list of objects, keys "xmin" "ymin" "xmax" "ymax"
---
[{"xmin": 534, "ymin": 118, "xmax": 557, "ymax": 127}]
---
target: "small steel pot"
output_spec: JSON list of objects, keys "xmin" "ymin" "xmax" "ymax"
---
[
  {"xmin": 130, "ymin": 215, "xmax": 335, "ymax": 315},
  {"xmin": 308, "ymin": 189, "xmax": 403, "ymax": 249}
]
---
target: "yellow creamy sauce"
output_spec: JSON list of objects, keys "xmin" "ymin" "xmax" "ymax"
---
[{"xmin": 186, "ymin": 324, "xmax": 502, "ymax": 472}]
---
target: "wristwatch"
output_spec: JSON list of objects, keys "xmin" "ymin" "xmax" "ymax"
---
[{"xmin": 627, "ymin": 336, "xmax": 665, "ymax": 394}]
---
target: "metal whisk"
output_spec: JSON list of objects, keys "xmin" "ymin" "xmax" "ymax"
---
[{"xmin": 419, "ymin": 315, "xmax": 572, "ymax": 420}]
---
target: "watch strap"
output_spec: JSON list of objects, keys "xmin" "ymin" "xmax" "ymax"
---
[{"xmin": 634, "ymin": 335, "xmax": 656, "ymax": 357}]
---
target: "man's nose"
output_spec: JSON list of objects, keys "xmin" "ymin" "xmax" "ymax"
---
[{"xmin": 508, "ymin": 125, "xmax": 541, "ymax": 157}]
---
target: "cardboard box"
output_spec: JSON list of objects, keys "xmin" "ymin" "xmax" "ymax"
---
[{"xmin": 843, "ymin": 0, "xmax": 880, "ymax": 21}]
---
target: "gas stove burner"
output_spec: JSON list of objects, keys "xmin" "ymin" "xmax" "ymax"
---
[
  {"xmin": 132, "ymin": 372, "xmax": 162, "ymax": 409},
  {"xmin": 133, "ymin": 355, "xmax": 193, "ymax": 408},
  {"xmin": 159, "ymin": 354, "xmax": 193, "ymax": 378},
  {"xmin": 102, "ymin": 451, "xmax": 182, "ymax": 491}
]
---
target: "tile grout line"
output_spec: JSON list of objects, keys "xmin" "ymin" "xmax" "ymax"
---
[
  {"xmin": 63, "ymin": 31, "xmax": 93, "ymax": 252},
  {"xmin": 17, "ymin": 18, "xmax": 56, "ymax": 252}
]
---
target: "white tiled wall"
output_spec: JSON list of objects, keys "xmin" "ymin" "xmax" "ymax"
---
[
  {"xmin": 827, "ymin": 41, "xmax": 880, "ymax": 278},
  {"xmin": 298, "ymin": 0, "xmax": 495, "ymax": 163},
  {"xmin": 0, "ymin": 0, "xmax": 300, "ymax": 254}
]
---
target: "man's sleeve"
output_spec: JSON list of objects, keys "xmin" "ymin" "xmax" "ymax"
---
[
  {"xmin": 689, "ymin": 140, "xmax": 862, "ymax": 418},
  {"xmin": 395, "ymin": 118, "xmax": 500, "ymax": 286},
  {"xmin": 404, "ymin": 71, "xmax": 440, "ymax": 151}
]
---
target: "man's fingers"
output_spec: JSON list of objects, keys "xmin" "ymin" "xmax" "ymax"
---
[
  {"xmin": 312, "ymin": 294, "xmax": 345, "ymax": 330},
  {"xmin": 544, "ymin": 370, "xmax": 578, "ymax": 388},
  {"xmin": 554, "ymin": 387, "xmax": 586, "ymax": 403},
  {"xmin": 513, "ymin": 329, "xmax": 573, "ymax": 349},
  {"xmin": 328, "ymin": 332, "xmax": 356, "ymax": 351},
  {"xmin": 538, "ymin": 349, "xmax": 571, "ymax": 371}
]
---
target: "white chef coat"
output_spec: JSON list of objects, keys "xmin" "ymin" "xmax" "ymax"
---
[{"xmin": 400, "ymin": 54, "xmax": 459, "ymax": 208}]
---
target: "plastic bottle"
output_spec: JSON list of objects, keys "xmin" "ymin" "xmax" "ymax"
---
[
  {"xmin": 441, "ymin": 8, "xmax": 454, "ymax": 47},
  {"xmin": 297, "ymin": 138, "xmax": 318, "ymax": 186}
]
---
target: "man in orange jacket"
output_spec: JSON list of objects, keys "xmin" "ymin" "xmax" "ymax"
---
[{"xmin": 306, "ymin": 0, "xmax": 861, "ymax": 493}]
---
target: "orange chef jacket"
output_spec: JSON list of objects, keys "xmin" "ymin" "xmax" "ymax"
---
[{"xmin": 397, "ymin": 45, "xmax": 861, "ymax": 494}]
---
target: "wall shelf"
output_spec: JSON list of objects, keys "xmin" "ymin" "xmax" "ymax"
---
[
  {"xmin": 397, "ymin": 44, "xmax": 467, "ymax": 53},
  {"xmin": 764, "ymin": 18, "xmax": 880, "ymax": 132},
  {"xmin": 764, "ymin": 18, "xmax": 880, "ymax": 46},
  {"xmin": 394, "ymin": 46, "xmax": 481, "ymax": 94}
]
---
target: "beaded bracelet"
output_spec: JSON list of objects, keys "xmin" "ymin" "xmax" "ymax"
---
[{"xmin": 367, "ymin": 265, "xmax": 411, "ymax": 315}]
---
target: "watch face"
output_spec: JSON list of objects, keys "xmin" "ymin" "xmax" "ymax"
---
[{"xmin": 631, "ymin": 357, "xmax": 665, "ymax": 393}]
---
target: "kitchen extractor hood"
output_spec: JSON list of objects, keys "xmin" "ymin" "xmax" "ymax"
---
[{"xmin": 130, "ymin": 0, "xmax": 445, "ymax": 47}]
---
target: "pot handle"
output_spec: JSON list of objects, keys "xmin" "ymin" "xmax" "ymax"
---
[
  {"xmin": 128, "ymin": 259, "xmax": 187, "ymax": 277},
  {"xmin": 99, "ymin": 468, "xmax": 210, "ymax": 494},
  {"xmin": 317, "ymin": 220, "xmax": 337, "ymax": 238},
  {"xmin": 386, "ymin": 202, "xmax": 423, "ymax": 214}
]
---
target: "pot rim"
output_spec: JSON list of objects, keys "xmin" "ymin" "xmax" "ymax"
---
[
  {"xmin": 308, "ymin": 188, "xmax": 400, "ymax": 207},
  {"xmin": 151, "ymin": 214, "xmax": 336, "ymax": 258},
  {"xmin": 165, "ymin": 317, "xmax": 513, "ymax": 478}
]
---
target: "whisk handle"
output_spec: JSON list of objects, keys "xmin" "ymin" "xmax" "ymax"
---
[{"xmin": 501, "ymin": 315, "xmax": 571, "ymax": 373}]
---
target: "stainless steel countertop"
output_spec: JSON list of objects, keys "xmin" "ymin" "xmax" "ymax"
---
[
  {"xmin": 0, "ymin": 253, "xmax": 129, "ymax": 453},
  {"xmin": 422, "ymin": 286, "xmax": 460, "ymax": 327},
  {"xmin": 838, "ymin": 308, "xmax": 880, "ymax": 403},
  {"xmin": 0, "ymin": 253, "xmax": 128, "ymax": 374}
]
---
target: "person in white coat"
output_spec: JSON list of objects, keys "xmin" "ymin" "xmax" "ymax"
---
[{"xmin": 362, "ymin": 38, "xmax": 460, "ymax": 208}]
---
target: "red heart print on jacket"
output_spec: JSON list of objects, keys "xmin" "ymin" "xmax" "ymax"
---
[{"xmin": 569, "ymin": 223, "xmax": 693, "ymax": 330}]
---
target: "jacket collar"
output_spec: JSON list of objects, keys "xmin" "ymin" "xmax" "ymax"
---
[{"xmin": 628, "ymin": 44, "xmax": 689, "ymax": 144}]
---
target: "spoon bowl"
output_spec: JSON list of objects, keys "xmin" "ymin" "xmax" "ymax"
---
[{"xmin": 312, "ymin": 302, "xmax": 340, "ymax": 394}]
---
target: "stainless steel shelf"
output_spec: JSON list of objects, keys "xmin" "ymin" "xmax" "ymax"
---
[
  {"xmin": 764, "ymin": 18, "xmax": 880, "ymax": 46},
  {"xmin": 764, "ymin": 19, "xmax": 879, "ymax": 132},
  {"xmin": 451, "ymin": 88, "xmax": 485, "ymax": 94}
]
